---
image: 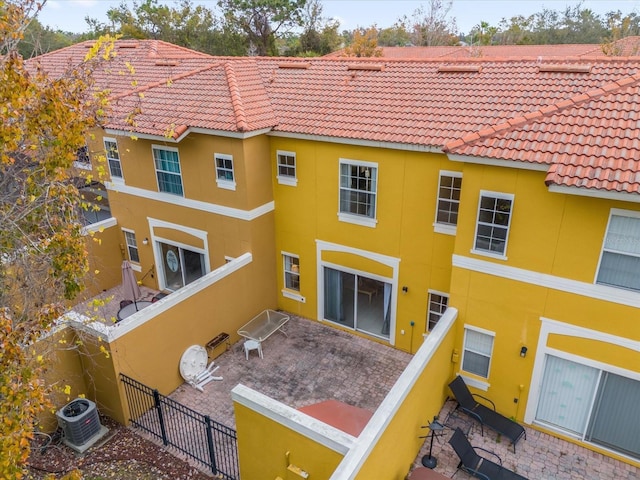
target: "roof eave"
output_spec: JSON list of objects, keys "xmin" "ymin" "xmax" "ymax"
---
[{"xmin": 548, "ymin": 184, "xmax": 640, "ymax": 204}]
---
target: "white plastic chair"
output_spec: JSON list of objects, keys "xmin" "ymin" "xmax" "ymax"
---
[{"xmin": 244, "ymin": 339, "xmax": 263, "ymax": 360}]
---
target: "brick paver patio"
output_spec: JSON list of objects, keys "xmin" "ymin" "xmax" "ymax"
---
[{"xmin": 167, "ymin": 313, "xmax": 639, "ymax": 479}]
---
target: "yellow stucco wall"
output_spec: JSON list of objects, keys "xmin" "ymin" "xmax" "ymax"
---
[
  {"xmin": 234, "ymin": 403, "xmax": 344, "ymax": 480},
  {"xmin": 272, "ymin": 139, "xmax": 458, "ymax": 351},
  {"xmin": 354, "ymin": 322, "xmax": 457, "ymax": 480}
]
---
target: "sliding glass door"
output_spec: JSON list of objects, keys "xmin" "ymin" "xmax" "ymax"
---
[
  {"xmin": 323, "ymin": 266, "xmax": 391, "ymax": 339},
  {"xmin": 159, "ymin": 241, "xmax": 205, "ymax": 291},
  {"xmin": 536, "ymin": 355, "xmax": 640, "ymax": 460}
]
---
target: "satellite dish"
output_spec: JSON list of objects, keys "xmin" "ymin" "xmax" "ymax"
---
[{"xmin": 179, "ymin": 345, "xmax": 208, "ymax": 382}]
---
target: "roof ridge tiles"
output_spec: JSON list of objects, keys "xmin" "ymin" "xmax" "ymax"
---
[
  {"xmin": 444, "ymin": 72, "xmax": 640, "ymax": 154},
  {"xmin": 224, "ymin": 61, "xmax": 249, "ymax": 132}
]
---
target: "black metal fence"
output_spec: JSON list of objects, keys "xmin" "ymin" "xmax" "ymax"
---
[{"xmin": 120, "ymin": 373, "xmax": 239, "ymax": 479}]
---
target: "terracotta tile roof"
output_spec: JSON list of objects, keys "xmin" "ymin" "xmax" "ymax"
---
[
  {"xmin": 444, "ymin": 74, "xmax": 640, "ymax": 194},
  {"xmin": 353, "ymin": 38, "xmax": 640, "ymax": 60},
  {"xmin": 32, "ymin": 40, "xmax": 640, "ymax": 195}
]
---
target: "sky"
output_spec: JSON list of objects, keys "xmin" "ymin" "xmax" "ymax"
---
[{"xmin": 38, "ymin": 0, "xmax": 640, "ymax": 35}]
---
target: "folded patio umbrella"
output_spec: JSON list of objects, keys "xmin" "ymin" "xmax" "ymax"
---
[{"xmin": 121, "ymin": 260, "xmax": 141, "ymax": 311}]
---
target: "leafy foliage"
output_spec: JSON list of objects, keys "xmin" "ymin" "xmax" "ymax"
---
[
  {"xmin": 343, "ymin": 27, "xmax": 382, "ymax": 58},
  {"xmin": 0, "ymin": 0, "xmax": 115, "ymax": 476}
]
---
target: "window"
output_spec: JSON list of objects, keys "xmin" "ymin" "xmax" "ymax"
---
[
  {"xmin": 74, "ymin": 144, "xmax": 91, "ymax": 169},
  {"xmin": 104, "ymin": 138, "xmax": 122, "ymax": 179},
  {"xmin": 123, "ymin": 230, "xmax": 139, "ymax": 263},
  {"xmin": 596, "ymin": 210, "xmax": 640, "ymax": 292},
  {"xmin": 277, "ymin": 151, "xmax": 297, "ymax": 186},
  {"xmin": 215, "ymin": 154, "xmax": 235, "ymax": 190},
  {"xmin": 339, "ymin": 160, "xmax": 377, "ymax": 226},
  {"xmin": 283, "ymin": 254, "xmax": 300, "ymax": 291},
  {"xmin": 434, "ymin": 171, "xmax": 462, "ymax": 234},
  {"xmin": 153, "ymin": 146, "xmax": 183, "ymax": 196},
  {"xmin": 462, "ymin": 327, "xmax": 494, "ymax": 378},
  {"xmin": 473, "ymin": 191, "xmax": 513, "ymax": 257},
  {"xmin": 78, "ymin": 181, "xmax": 111, "ymax": 225},
  {"xmin": 159, "ymin": 242, "xmax": 205, "ymax": 291},
  {"xmin": 426, "ymin": 291, "xmax": 449, "ymax": 331}
]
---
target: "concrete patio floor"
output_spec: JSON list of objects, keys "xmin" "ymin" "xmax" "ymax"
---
[{"xmin": 167, "ymin": 313, "xmax": 638, "ymax": 479}]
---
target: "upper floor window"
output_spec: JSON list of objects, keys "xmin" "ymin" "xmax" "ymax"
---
[
  {"xmin": 153, "ymin": 146, "xmax": 183, "ymax": 196},
  {"xmin": 277, "ymin": 151, "xmax": 297, "ymax": 186},
  {"xmin": 596, "ymin": 209, "xmax": 640, "ymax": 292},
  {"xmin": 74, "ymin": 144, "xmax": 91, "ymax": 170},
  {"xmin": 283, "ymin": 253, "xmax": 300, "ymax": 291},
  {"xmin": 462, "ymin": 326, "xmax": 494, "ymax": 379},
  {"xmin": 339, "ymin": 159, "xmax": 377, "ymax": 227},
  {"xmin": 104, "ymin": 138, "xmax": 122, "ymax": 179},
  {"xmin": 426, "ymin": 291, "xmax": 449, "ymax": 332},
  {"xmin": 434, "ymin": 171, "xmax": 462, "ymax": 235},
  {"xmin": 123, "ymin": 230, "xmax": 140, "ymax": 263},
  {"xmin": 215, "ymin": 154, "xmax": 236, "ymax": 191},
  {"xmin": 473, "ymin": 191, "xmax": 513, "ymax": 258}
]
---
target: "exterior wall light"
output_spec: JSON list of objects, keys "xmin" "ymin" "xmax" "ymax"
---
[
  {"xmin": 402, "ymin": 286, "xmax": 408, "ymax": 293},
  {"xmin": 142, "ymin": 238, "xmax": 149, "ymax": 245},
  {"xmin": 520, "ymin": 346, "xmax": 528, "ymax": 358}
]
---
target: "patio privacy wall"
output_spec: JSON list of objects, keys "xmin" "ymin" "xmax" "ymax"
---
[
  {"xmin": 231, "ymin": 308, "xmax": 457, "ymax": 480},
  {"xmin": 81, "ymin": 219, "xmax": 124, "ymax": 299},
  {"xmin": 95, "ymin": 252, "xmax": 276, "ymax": 425}
]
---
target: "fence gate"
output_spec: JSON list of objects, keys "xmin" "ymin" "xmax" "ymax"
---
[{"xmin": 120, "ymin": 374, "xmax": 239, "ymax": 479}]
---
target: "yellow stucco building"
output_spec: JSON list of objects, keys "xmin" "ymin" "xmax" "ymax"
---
[{"xmin": 36, "ymin": 40, "xmax": 640, "ymax": 473}]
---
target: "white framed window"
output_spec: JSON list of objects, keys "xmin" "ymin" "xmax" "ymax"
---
[
  {"xmin": 426, "ymin": 291, "xmax": 449, "ymax": 332},
  {"xmin": 462, "ymin": 326, "xmax": 495, "ymax": 379},
  {"xmin": 123, "ymin": 230, "xmax": 140, "ymax": 263},
  {"xmin": 434, "ymin": 171, "xmax": 462, "ymax": 235},
  {"xmin": 215, "ymin": 154, "xmax": 236, "ymax": 190},
  {"xmin": 104, "ymin": 137, "xmax": 122, "ymax": 180},
  {"xmin": 283, "ymin": 253, "xmax": 300, "ymax": 291},
  {"xmin": 595, "ymin": 209, "xmax": 640, "ymax": 292},
  {"xmin": 338, "ymin": 159, "xmax": 378, "ymax": 227},
  {"xmin": 472, "ymin": 191, "xmax": 514, "ymax": 258},
  {"xmin": 153, "ymin": 146, "xmax": 183, "ymax": 196},
  {"xmin": 277, "ymin": 150, "xmax": 297, "ymax": 186},
  {"xmin": 74, "ymin": 144, "xmax": 91, "ymax": 170}
]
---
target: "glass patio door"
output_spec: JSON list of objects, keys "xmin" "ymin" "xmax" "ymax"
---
[
  {"xmin": 536, "ymin": 355, "xmax": 640, "ymax": 460},
  {"xmin": 159, "ymin": 241, "xmax": 205, "ymax": 291},
  {"xmin": 323, "ymin": 266, "xmax": 390, "ymax": 339}
]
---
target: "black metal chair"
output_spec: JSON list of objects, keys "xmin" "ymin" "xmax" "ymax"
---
[
  {"xmin": 448, "ymin": 376, "xmax": 526, "ymax": 452},
  {"xmin": 119, "ymin": 299, "xmax": 133, "ymax": 309},
  {"xmin": 448, "ymin": 427, "xmax": 528, "ymax": 480}
]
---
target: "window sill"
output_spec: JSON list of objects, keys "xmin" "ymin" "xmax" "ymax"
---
[
  {"xmin": 471, "ymin": 248, "xmax": 507, "ymax": 261},
  {"xmin": 216, "ymin": 180, "xmax": 236, "ymax": 191},
  {"xmin": 434, "ymin": 223, "xmax": 457, "ymax": 236},
  {"xmin": 458, "ymin": 373, "xmax": 490, "ymax": 391},
  {"xmin": 338, "ymin": 212, "xmax": 377, "ymax": 228},
  {"xmin": 130, "ymin": 263, "xmax": 142, "ymax": 273},
  {"xmin": 277, "ymin": 176, "xmax": 297, "ymax": 187},
  {"xmin": 110, "ymin": 177, "xmax": 125, "ymax": 184},
  {"xmin": 282, "ymin": 289, "xmax": 305, "ymax": 303}
]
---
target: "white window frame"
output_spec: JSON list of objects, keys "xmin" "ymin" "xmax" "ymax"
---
[
  {"xmin": 594, "ymin": 208, "xmax": 640, "ymax": 292},
  {"xmin": 434, "ymin": 170, "xmax": 462, "ymax": 235},
  {"xmin": 74, "ymin": 143, "xmax": 92, "ymax": 170},
  {"xmin": 282, "ymin": 252, "xmax": 305, "ymax": 302},
  {"xmin": 104, "ymin": 137, "xmax": 123, "ymax": 181},
  {"xmin": 338, "ymin": 159, "xmax": 378, "ymax": 228},
  {"xmin": 215, "ymin": 153, "xmax": 236, "ymax": 191},
  {"xmin": 152, "ymin": 145, "xmax": 183, "ymax": 196},
  {"xmin": 472, "ymin": 190, "xmax": 514, "ymax": 259},
  {"xmin": 461, "ymin": 325, "xmax": 495, "ymax": 381},
  {"xmin": 277, "ymin": 150, "xmax": 297, "ymax": 186},
  {"xmin": 426, "ymin": 290, "xmax": 449, "ymax": 332},
  {"xmin": 122, "ymin": 229, "xmax": 141, "ymax": 270}
]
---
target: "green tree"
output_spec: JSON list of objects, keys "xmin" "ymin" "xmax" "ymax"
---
[
  {"xmin": 218, "ymin": 0, "xmax": 307, "ymax": 56},
  {"xmin": 378, "ymin": 20, "xmax": 411, "ymax": 47},
  {"xmin": 292, "ymin": 0, "xmax": 340, "ymax": 56},
  {"xmin": 18, "ymin": 17, "xmax": 74, "ymax": 57},
  {"xmin": 1, "ymin": 1, "xmax": 114, "ymax": 476}
]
